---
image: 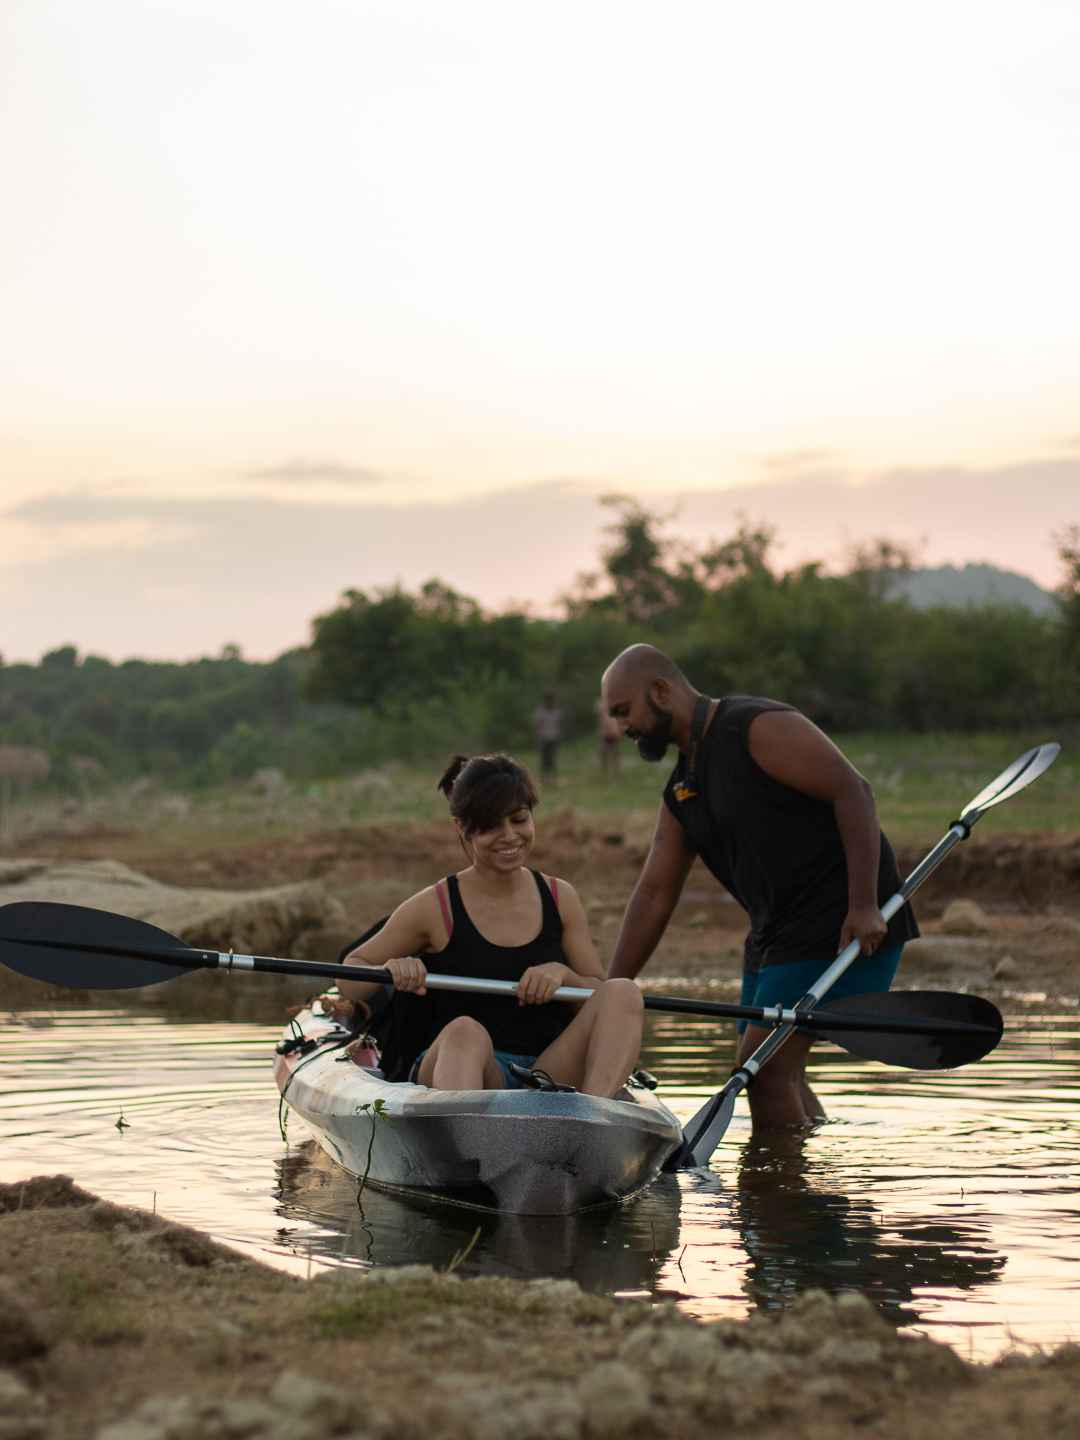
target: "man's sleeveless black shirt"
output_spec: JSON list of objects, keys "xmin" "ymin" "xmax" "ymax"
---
[{"xmin": 663, "ymin": 695, "xmax": 918, "ymax": 969}]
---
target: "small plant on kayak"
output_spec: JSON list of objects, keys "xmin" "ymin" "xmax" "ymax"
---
[
  {"xmin": 444, "ymin": 1225, "xmax": 483, "ymax": 1276},
  {"xmin": 354, "ymin": 1097, "xmax": 386, "ymax": 1198}
]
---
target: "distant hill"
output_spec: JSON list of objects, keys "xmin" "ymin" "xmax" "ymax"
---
[{"xmin": 892, "ymin": 563, "xmax": 1058, "ymax": 616}]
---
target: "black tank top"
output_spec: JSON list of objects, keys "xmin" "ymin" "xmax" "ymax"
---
[
  {"xmin": 379, "ymin": 869, "xmax": 572, "ymax": 1078},
  {"xmin": 663, "ymin": 695, "xmax": 919, "ymax": 969}
]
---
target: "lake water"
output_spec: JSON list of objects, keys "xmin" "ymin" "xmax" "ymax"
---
[{"xmin": 2, "ymin": 1004, "xmax": 1078, "ymax": 1362}]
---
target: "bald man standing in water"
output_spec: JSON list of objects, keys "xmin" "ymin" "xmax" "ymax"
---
[{"xmin": 602, "ymin": 645, "xmax": 919, "ymax": 1130}]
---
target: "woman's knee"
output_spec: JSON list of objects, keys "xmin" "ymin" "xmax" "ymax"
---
[
  {"xmin": 436, "ymin": 1015, "xmax": 494, "ymax": 1053},
  {"xmin": 597, "ymin": 977, "xmax": 644, "ymax": 1016}
]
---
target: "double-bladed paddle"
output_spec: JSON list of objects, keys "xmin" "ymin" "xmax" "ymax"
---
[
  {"xmin": 675, "ymin": 741, "xmax": 1061, "ymax": 1169},
  {"xmin": 0, "ymin": 900, "xmax": 1000, "ymax": 1070}
]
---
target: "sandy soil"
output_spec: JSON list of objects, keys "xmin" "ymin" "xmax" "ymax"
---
[{"xmin": 2, "ymin": 1175, "xmax": 1078, "ymax": 1440}]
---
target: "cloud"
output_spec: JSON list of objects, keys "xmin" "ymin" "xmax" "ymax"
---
[
  {"xmin": 243, "ymin": 458, "xmax": 388, "ymax": 487},
  {"xmin": 671, "ymin": 458, "xmax": 1079, "ymax": 581},
  {"xmin": 1, "ymin": 456, "xmax": 1076, "ymax": 661},
  {"xmin": 760, "ymin": 448, "xmax": 839, "ymax": 473}
]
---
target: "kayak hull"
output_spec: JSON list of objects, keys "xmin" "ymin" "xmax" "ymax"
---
[{"xmin": 274, "ymin": 1007, "xmax": 684, "ymax": 1215}]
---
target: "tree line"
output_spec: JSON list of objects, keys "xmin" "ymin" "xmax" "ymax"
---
[{"xmin": 2, "ymin": 501, "xmax": 1078, "ymax": 787}]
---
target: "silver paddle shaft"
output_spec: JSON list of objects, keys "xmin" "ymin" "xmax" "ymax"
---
[
  {"xmin": 212, "ymin": 951, "xmax": 601, "ymax": 1000},
  {"xmin": 394, "ymin": 975, "xmax": 598, "ymax": 1002}
]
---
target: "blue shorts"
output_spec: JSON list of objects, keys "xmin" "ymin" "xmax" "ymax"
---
[
  {"xmin": 737, "ymin": 942, "xmax": 904, "ymax": 1033},
  {"xmin": 409, "ymin": 1048, "xmax": 537, "ymax": 1088}
]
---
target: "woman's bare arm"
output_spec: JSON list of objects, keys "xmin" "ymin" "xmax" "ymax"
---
[{"xmin": 338, "ymin": 889, "xmax": 443, "ymax": 1003}]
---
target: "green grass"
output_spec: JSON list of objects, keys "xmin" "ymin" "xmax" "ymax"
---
[
  {"xmin": 11, "ymin": 729, "xmax": 1077, "ymax": 846},
  {"xmin": 307, "ymin": 1271, "xmax": 614, "ymax": 1341},
  {"xmin": 294, "ymin": 730, "xmax": 1077, "ymax": 843},
  {"xmin": 839, "ymin": 730, "xmax": 1078, "ymax": 841}
]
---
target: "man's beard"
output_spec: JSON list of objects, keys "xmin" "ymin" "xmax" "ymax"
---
[{"xmin": 636, "ymin": 697, "xmax": 674, "ymax": 763}]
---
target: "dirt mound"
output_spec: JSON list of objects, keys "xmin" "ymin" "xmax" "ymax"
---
[
  {"xmin": 894, "ymin": 834, "xmax": 1080, "ymax": 912},
  {"xmin": 0, "ymin": 858, "xmax": 342, "ymax": 949},
  {"xmin": 0, "ymin": 860, "xmax": 345, "ymax": 1009},
  {"xmin": 0, "ymin": 1174, "xmax": 98, "ymax": 1214}
]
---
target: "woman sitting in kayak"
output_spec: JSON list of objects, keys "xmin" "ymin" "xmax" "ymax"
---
[{"xmin": 338, "ymin": 752, "xmax": 643, "ymax": 1099}]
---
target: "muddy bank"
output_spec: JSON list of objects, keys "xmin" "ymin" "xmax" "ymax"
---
[
  {"xmin": 12, "ymin": 813, "xmax": 1080, "ymax": 910},
  {"xmin": 0, "ymin": 858, "xmax": 343, "ymax": 1014},
  {"xmin": 2, "ymin": 1175, "xmax": 1078, "ymax": 1440},
  {"xmin": 1, "ymin": 817, "xmax": 1077, "ymax": 1017}
]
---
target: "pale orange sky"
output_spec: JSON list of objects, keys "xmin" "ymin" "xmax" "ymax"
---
[{"xmin": 2, "ymin": 2, "xmax": 1079, "ymax": 661}]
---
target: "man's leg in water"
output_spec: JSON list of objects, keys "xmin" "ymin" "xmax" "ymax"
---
[
  {"xmin": 735, "ymin": 1025, "xmax": 820, "ymax": 1129},
  {"xmin": 738, "ymin": 941, "xmax": 905, "ymax": 1126}
]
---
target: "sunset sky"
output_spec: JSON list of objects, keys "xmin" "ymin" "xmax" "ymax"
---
[{"xmin": 2, "ymin": 1, "xmax": 1078, "ymax": 661}]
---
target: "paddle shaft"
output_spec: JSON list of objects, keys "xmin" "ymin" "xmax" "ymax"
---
[{"xmin": 0, "ymin": 931, "xmax": 994, "ymax": 1038}]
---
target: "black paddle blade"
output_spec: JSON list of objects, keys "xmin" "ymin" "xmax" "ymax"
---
[
  {"xmin": 0, "ymin": 902, "xmax": 189, "ymax": 989},
  {"xmin": 812, "ymin": 990, "xmax": 1004, "ymax": 1069}
]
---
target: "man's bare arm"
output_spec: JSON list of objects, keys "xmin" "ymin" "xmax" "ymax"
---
[
  {"xmin": 608, "ymin": 803, "xmax": 696, "ymax": 979},
  {"xmin": 748, "ymin": 711, "xmax": 887, "ymax": 954}
]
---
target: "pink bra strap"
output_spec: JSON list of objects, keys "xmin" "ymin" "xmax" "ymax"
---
[
  {"xmin": 548, "ymin": 875, "xmax": 560, "ymax": 910},
  {"xmin": 435, "ymin": 879, "xmax": 453, "ymax": 940}
]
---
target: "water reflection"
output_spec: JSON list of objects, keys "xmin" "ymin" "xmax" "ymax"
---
[
  {"xmin": 275, "ymin": 1140, "xmax": 684, "ymax": 1296},
  {"xmin": 731, "ymin": 1130, "xmax": 1006, "ymax": 1327},
  {"xmin": 2, "ymin": 1005, "xmax": 1077, "ymax": 1359},
  {"xmin": 274, "ymin": 1130, "xmax": 1008, "ymax": 1335}
]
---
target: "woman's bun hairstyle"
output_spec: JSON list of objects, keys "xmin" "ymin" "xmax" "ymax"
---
[
  {"xmin": 437, "ymin": 755, "xmax": 470, "ymax": 798},
  {"xmin": 437, "ymin": 753, "xmax": 538, "ymax": 836}
]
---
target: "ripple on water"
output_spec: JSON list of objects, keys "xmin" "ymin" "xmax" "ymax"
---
[{"xmin": 2, "ymin": 1007, "xmax": 1079, "ymax": 1360}]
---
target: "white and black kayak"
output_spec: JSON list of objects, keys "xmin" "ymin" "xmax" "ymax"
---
[{"xmin": 273, "ymin": 1002, "xmax": 685, "ymax": 1215}]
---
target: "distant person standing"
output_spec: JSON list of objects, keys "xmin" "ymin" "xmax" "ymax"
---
[
  {"xmin": 533, "ymin": 690, "xmax": 562, "ymax": 780},
  {"xmin": 595, "ymin": 697, "xmax": 621, "ymax": 778}
]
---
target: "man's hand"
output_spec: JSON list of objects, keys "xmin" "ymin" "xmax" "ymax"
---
[{"xmin": 839, "ymin": 904, "xmax": 888, "ymax": 956}]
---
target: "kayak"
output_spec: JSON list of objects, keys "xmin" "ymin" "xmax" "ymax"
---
[{"xmin": 273, "ymin": 1002, "xmax": 685, "ymax": 1215}]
